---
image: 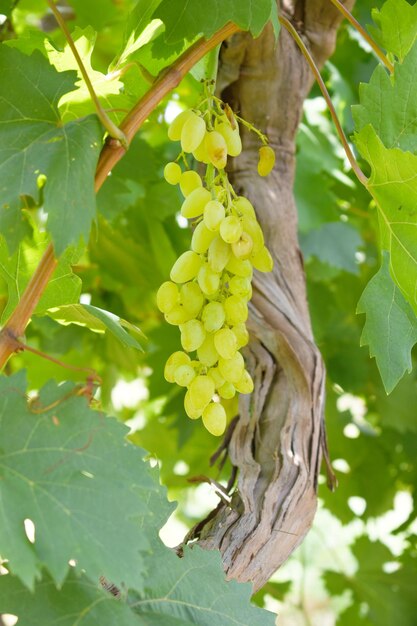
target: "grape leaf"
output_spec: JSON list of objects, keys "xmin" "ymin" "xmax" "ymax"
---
[
  {"xmin": 357, "ymin": 252, "xmax": 417, "ymax": 392},
  {"xmin": 354, "ymin": 124, "xmax": 417, "ymax": 315},
  {"xmin": 153, "ymin": 0, "xmax": 278, "ymax": 44},
  {"xmin": 369, "ymin": 0, "xmax": 417, "ymax": 61},
  {"xmin": 353, "ymin": 42, "xmax": 417, "ymax": 152},
  {"xmin": 300, "ymin": 222, "xmax": 362, "ymax": 274},
  {"xmin": 46, "ymin": 303, "xmax": 145, "ymax": 350},
  {"xmin": 0, "ymin": 235, "xmax": 81, "ymax": 324},
  {"xmin": 0, "ymin": 45, "xmax": 102, "ymax": 254},
  {"xmin": 0, "ymin": 373, "xmax": 159, "ymax": 590}
]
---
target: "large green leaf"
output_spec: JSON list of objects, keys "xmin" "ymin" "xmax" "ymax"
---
[
  {"xmin": 354, "ymin": 124, "xmax": 417, "ymax": 315},
  {"xmin": 357, "ymin": 252, "xmax": 417, "ymax": 392},
  {"xmin": 0, "ymin": 373, "xmax": 158, "ymax": 590},
  {"xmin": 0, "ymin": 45, "xmax": 102, "ymax": 254},
  {"xmin": 154, "ymin": 0, "xmax": 278, "ymax": 44},
  {"xmin": 300, "ymin": 222, "xmax": 362, "ymax": 274},
  {"xmin": 369, "ymin": 0, "xmax": 417, "ymax": 61},
  {"xmin": 353, "ymin": 42, "xmax": 417, "ymax": 152}
]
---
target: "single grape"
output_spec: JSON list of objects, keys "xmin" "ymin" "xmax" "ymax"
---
[
  {"xmin": 174, "ymin": 364, "xmax": 196, "ymax": 387},
  {"xmin": 180, "ymin": 281, "xmax": 204, "ymax": 317},
  {"xmin": 225, "ymin": 255, "xmax": 253, "ymax": 278},
  {"xmin": 241, "ymin": 215, "xmax": 264, "ymax": 254},
  {"xmin": 231, "ymin": 232, "xmax": 254, "ymax": 260},
  {"xmin": 197, "ymin": 333, "xmax": 219, "ymax": 367},
  {"xmin": 220, "ymin": 215, "xmax": 243, "ymax": 244},
  {"xmin": 191, "ymin": 221, "xmax": 217, "ymax": 253},
  {"xmin": 180, "ymin": 319, "xmax": 206, "ymax": 352},
  {"xmin": 181, "ymin": 113, "xmax": 206, "ymax": 153},
  {"xmin": 224, "ymin": 294, "xmax": 248, "ymax": 325},
  {"xmin": 229, "ymin": 275, "xmax": 251, "ymax": 297},
  {"xmin": 214, "ymin": 328, "xmax": 237, "ymax": 359},
  {"xmin": 208, "ymin": 236, "xmax": 231, "ymax": 273},
  {"xmin": 202, "ymin": 402, "xmax": 227, "ymax": 436},
  {"xmin": 179, "ymin": 171, "xmax": 202, "ymax": 197},
  {"xmin": 198, "ymin": 263, "xmax": 221, "ymax": 295},
  {"xmin": 218, "ymin": 352, "xmax": 245, "ymax": 384},
  {"xmin": 232, "ymin": 323, "xmax": 249, "ymax": 348},
  {"xmin": 181, "ymin": 187, "xmax": 212, "ymax": 219},
  {"xmin": 215, "ymin": 117, "xmax": 242, "ymax": 157},
  {"xmin": 164, "ymin": 351, "xmax": 191, "ymax": 383},
  {"xmin": 234, "ymin": 369, "xmax": 254, "ymax": 394},
  {"xmin": 251, "ymin": 246, "xmax": 274, "ymax": 272},
  {"xmin": 184, "ymin": 389, "xmax": 202, "ymax": 419},
  {"xmin": 164, "ymin": 304, "xmax": 194, "ymax": 325},
  {"xmin": 170, "ymin": 251, "xmax": 202, "ymax": 283},
  {"xmin": 258, "ymin": 145, "xmax": 275, "ymax": 176},
  {"xmin": 205, "ymin": 131, "xmax": 228, "ymax": 169},
  {"xmin": 164, "ymin": 162, "xmax": 182, "ymax": 185},
  {"xmin": 204, "ymin": 200, "xmax": 225, "ymax": 232},
  {"xmin": 168, "ymin": 109, "xmax": 193, "ymax": 141},
  {"xmin": 156, "ymin": 281, "xmax": 179, "ymax": 313},
  {"xmin": 193, "ymin": 140, "xmax": 210, "ymax": 164},
  {"xmin": 218, "ymin": 381, "xmax": 236, "ymax": 399},
  {"xmin": 201, "ymin": 301, "xmax": 226, "ymax": 333},
  {"xmin": 189, "ymin": 375, "xmax": 215, "ymax": 410},
  {"xmin": 233, "ymin": 196, "xmax": 256, "ymax": 219},
  {"xmin": 208, "ymin": 366, "xmax": 225, "ymax": 389}
]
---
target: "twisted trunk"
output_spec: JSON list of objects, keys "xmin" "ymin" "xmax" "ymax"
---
[{"xmin": 194, "ymin": 0, "xmax": 355, "ymax": 591}]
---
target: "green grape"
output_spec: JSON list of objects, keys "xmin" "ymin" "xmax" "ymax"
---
[
  {"xmin": 174, "ymin": 364, "xmax": 196, "ymax": 387},
  {"xmin": 191, "ymin": 221, "xmax": 217, "ymax": 253},
  {"xmin": 165, "ymin": 304, "xmax": 194, "ymax": 325},
  {"xmin": 224, "ymin": 295, "xmax": 248, "ymax": 325},
  {"xmin": 232, "ymin": 323, "xmax": 249, "ymax": 348},
  {"xmin": 218, "ymin": 381, "xmax": 236, "ymax": 399},
  {"xmin": 168, "ymin": 109, "xmax": 194, "ymax": 141},
  {"xmin": 218, "ymin": 352, "xmax": 244, "ymax": 384},
  {"xmin": 251, "ymin": 246, "xmax": 274, "ymax": 272},
  {"xmin": 208, "ymin": 236, "xmax": 231, "ymax": 273},
  {"xmin": 215, "ymin": 118, "xmax": 242, "ymax": 156},
  {"xmin": 234, "ymin": 369, "xmax": 254, "ymax": 394},
  {"xmin": 193, "ymin": 140, "xmax": 210, "ymax": 164},
  {"xmin": 214, "ymin": 328, "xmax": 237, "ymax": 359},
  {"xmin": 233, "ymin": 196, "xmax": 256, "ymax": 219},
  {"xmin": 258, "ymin": 145, "xmax": 275, "ymax": 176},
  {"xmin": 220, "ymin": 215, "xmax": 243, "ymax": 244},
  {"xmin": 156, "ymin": 281, "xmax": 179, "ymax": 313},
  {"xmin": 170, "ymin": 251, "xmax": 202, "ymax": 283},
  {"xmin": 231, "ymin": 232, "xmax": 254, "ymax": 260},
  {"xmin": 201, "ymin": 301, "xmax": 226, "ymax": 332},
  {"xmin": 225, "ymin": 255, "xmax": 253, "ymax": 278},
  {"xmin": 202, "ymin": 402, "xmax": 227, "ymax": 436},
  {"xmin": 180, "ymin": 281, "xmax": 204, "ymax": 317},
  {"xmin": 164, "ymin": 351, "xmax": 191, "ymax": 382},
  {"xmin": 197, "ymin": 334, "xmax": 219, "ymax": 367},
  {"xmin": 179, "ymin": 170, "xmax": 202, "ymax": 197},
  {"xmin": 184, "ymin": 389, "xmax": 202, "ymax": 419},
  {"xmin": 181, "ymin": 187, "xmax": 212, "ymax": 218},
  {"xmin": 164, "ymin": 162, "xmax": 182, "ymax": 185},
  {"xmin": 241, "ymin": 215, "xmax": 264, "ymax": 254},
  {"xmin": 180, "ymin": 319, "xmax": 206, "ymax": 352},
  {"xmin": 205, "ymin": 131, "xmax": 228, "ymax": 169},
  {"xmin": 181, "ymin": 112, "xmax": 206, "ymax": 153},
  {"xmin": 229, "ymin": 275, "xmax": 252, "ymax": 297},
  {"xmin": 208, "ymin": 366, "xmax": 225, "ymax": 389},
  {"xmin": 198, "ymin": 263, "xmax": 220, "ymax": 295},
  {"xmin": 189, "ymin": 375, "xmax": 215, "ymax": 410},
  {"xmin": 204, "ymin": 200, "xmax": 225, "ymax": 231}
]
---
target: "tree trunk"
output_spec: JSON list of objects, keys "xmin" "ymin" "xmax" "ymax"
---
[{"xmin": 193, "ymin": 0, "xmax": 355, "ymax": 592}]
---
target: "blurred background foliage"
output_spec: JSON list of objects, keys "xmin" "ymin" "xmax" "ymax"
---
[{"xmin": 0, "ymin": 0, "xmax": 416, "ymax": 624}]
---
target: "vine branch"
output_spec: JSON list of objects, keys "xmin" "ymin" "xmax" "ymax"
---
[
  {"xmin": 328, "ymin": 0, "xmax": 394, "ymax": 73},
  {"xmin": 279, "ymin": 14, "xmax": 368, "ymax": 187},
  {"xmin": 0, "ymin": 22, "xmax": 239, "ymax": 371}
]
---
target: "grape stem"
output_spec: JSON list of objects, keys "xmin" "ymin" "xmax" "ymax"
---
[
  {"xmin": 279, "ymin": 14, "xmax": 368, "ymax": 187},
  {"xmin": 46, "ymin": 0, "xmax": 129, "ymax": 148},
  {"xmin": 0, "ymin": 22, "xmax": 240, "ymax": 371},
  {"xmin": 328, "ymin": 0, "xmax": 394, "ymax": 73}
]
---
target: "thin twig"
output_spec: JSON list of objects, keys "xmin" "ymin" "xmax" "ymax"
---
[
  {"xmin": 46, "ymin": 0, "xmax": 128, "ymax": 147},
  {"xmin": 328, "ymin": 0, "xmax": 394, "ymax": 73},
  {"xmin": 279, "ymin": 15, "xmax": 368, "ymax": 187}
]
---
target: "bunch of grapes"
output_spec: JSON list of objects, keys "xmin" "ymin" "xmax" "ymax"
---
[{"xmin": 157, "ymin": 92, "xmax": 275, "ymax": 437}]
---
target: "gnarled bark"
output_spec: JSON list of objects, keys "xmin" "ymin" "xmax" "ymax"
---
[{"xmin": 193, "ymin": 0, "xmax": 355, "ymax": 591}]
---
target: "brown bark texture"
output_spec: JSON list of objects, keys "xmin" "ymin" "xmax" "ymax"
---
[{"xmin": 193, "ymin": 0, "xmax": 355, "ymax": 592}]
